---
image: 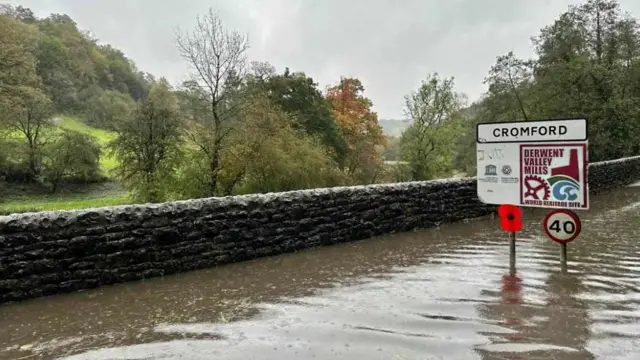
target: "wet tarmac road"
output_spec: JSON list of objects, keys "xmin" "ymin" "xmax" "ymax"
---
[{"xmin": 2, "ymin": 185, "xmax": 640, "ymax": 360}]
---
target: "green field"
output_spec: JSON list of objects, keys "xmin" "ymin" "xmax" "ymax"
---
[
  {"xmin": 56, "ymin": 116, "xmax": 119, "ymax": 174},
  {"xmin": 5, "ymin": 116, "xmax": 119, "ymax": 175},
  {"xmin": 1, "ymin": 117, "xmax": 130, "ymax": 215}
]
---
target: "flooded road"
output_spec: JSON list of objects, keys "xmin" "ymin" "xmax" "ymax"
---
[{"xmin": 2, "ymin": 186, "xmax": 640, "ymax": 360}]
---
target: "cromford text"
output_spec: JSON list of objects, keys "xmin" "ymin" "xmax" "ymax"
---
[{"xmin": 492, "ymin": 125, "xmax": 568, "ymax": 138}]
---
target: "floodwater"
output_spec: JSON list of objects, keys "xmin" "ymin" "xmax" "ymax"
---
[{"xmin": 2, "ymin": 186, "xmax": 640, "ymax": 360}]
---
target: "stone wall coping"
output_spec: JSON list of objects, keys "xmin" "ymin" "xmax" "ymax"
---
[
  {"xmin": 1, "ymin": 155, "xmax": 639, "ymax": 225},
  {"xmin": 0, "ymin": 178, "xmax": 471, "ymax": 224},
  {"xmin": 587, "ymin": 155, "xmax": 640, "ymax": 166}
]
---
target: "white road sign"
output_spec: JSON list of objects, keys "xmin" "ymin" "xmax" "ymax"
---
[
  {"xmin": 476, "ymin": 118, "xmax": 589, "ymax": 210},
  {"xmin": 477, "ymin": 118, "xmax": 587, "ymax": 143},
  {"xmin": 542, "ymin": 209, "xmax": 582, "ymax": 243}
]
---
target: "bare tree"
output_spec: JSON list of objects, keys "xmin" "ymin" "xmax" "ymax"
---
[{"xmin": 175, "ymin": 8, "xmax": 249, "ymax": 196}]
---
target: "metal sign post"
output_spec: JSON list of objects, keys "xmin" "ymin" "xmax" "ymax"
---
[
  {"xmin": 542, "ymin": 209, "xmax": 582, "ymax": 272},
  {"xmin": 476, "ymin": 118, "xmax": 589, "ymax": 271},
  {"xmin": 509, "ymin": 231, "xmax": 516, "ymax": 275}
]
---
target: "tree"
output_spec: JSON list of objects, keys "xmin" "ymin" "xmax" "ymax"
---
[
  {"xmin": 449, "ymin": 0, "xmax": 640, "ymax": 174},
  {"xmin": 175, "ymin": 8, "xmax": 249, "ymax": 196},
  {"xmin": 326, "ymin": 77, "xmax": 386, "ymax": 183},
  {"xmin": 42, "ymin": 129, "xmax": 101, "ymax": 192},
  {"xmin": 248, "ymin": 67, "xmax": 348, "ymax": 164},
  {"xmin": 21, "ymin": 11, "xmax": 151, "ymax": 114},
  {"xmin": 400, "ymin": 73, "xmax": 465, "ymax": 181},
  {"xmin": 0, "ymin": 11, "xmax": 39, "ymax": 90},
  {"xmin": 94, "ymin": 44, "xmax": 150, "ymax": 101},
  {"xmin": 382, "ymin": 136, "xmax": 401, "ymax": 161},
  {"xmin": 173, "ymin": 93, "xmax": 347, "ymax": 197},
  {"xmin": 35, "ymin": 14, "xmax": 98, "ymax": 113},
  {"xmin": 452, "ymin": 103, "xmax": 483, "ymax": 176},
  {"xmin": 484, "ymin": 52, "xmax": 533, "ymax": 120},
  {"xmin": 0, "ymin": 12, "xmax": 43, "ymax": 181},
  {"xmin": 109, "ymin": 79, "xmax": 183, "ymax": 202},
  {"xmin": 228, "ymin": 94, "xmax": 346, "ymax": 194},
  {"xmin": 0, "ymin": 5, "xmax": 36, "ymax": 24},
  {"xmin": 531, "ymin": 0, "xmax": 640, "ymax": 161},
  {"xmin": 176, "ymin": 80, "xmax": 210, "ymax": 125},
  {"xmin": 2, "ymin": 87, "xmax": 54, "ymax": 180},
  {"xmin": 85, "ymin": 90, "xmax": 135, "ymax": 130}
]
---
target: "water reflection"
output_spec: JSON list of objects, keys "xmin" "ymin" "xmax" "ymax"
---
[
  {"xmin": 500, "ymin": 273, "xmax": 524, "ymax": 337},
  {"xmin": 476, "ymin": 266, "xmax": 594, "ymax": 359},
  {"xmin": 0, "ymin": 186, "xmax": 639, "ymax": 360},
  {"xmin": 545, "ymin": 271, "xmax": 592, "ymax": 358}
]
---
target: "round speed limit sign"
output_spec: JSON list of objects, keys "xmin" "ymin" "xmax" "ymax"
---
[{"xmin": 542, "ymin": 209, "xmax": 582, "ymax": 243}]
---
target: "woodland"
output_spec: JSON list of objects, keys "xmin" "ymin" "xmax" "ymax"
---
[{"xmin": 0, "ymin": 0, "xmax": 638, "ymax": 214}]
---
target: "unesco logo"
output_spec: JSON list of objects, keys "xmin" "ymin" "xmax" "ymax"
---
[
  {"xmin": 484, "ymin": 164, "xmax": 497, "ymax": 176},
  {"xmin": 502, "ymin": 165, "xmax": 512, "ymax": 175}
]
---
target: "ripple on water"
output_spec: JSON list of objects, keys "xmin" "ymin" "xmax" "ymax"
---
[{"xmin": 52, "ymin": 242, "xmax": 572, "ymax": 360}]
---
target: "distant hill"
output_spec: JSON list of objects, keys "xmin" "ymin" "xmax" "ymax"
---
[
  {"xmin": 379, "ymin": 119, "xmax": 411, "ymax": 137},
  {"xmin": 378, "ymin": 103, "xmax": 482, "ymax": 138}
]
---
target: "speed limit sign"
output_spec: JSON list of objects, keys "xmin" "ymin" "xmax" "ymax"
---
[{"xmin": 542, "ymin": 209, "xmax": 582, "ymax": 243}]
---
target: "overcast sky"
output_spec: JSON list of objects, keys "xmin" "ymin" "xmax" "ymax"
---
[{"xmin": 8, "ymin": 0, "xmax": 640, "ymax": 119}]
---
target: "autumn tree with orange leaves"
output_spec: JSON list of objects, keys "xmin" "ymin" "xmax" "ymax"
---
[{"xmin": 326, "ymin": 77, "xmax": 387, "ymax": 183}]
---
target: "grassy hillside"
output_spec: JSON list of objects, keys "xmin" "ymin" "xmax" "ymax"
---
[
  {"xmin": 6, "ymin": 116, "xmax": 119, "ymax": 175},
  {"xmin": 56, "ymin": 117, "xmax": 119, "ymax": 174},
  {"xmin": 0, "ymin": 117, "xmax": 129, "ymax": 215}
]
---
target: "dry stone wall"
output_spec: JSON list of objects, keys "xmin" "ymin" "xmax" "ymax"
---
[{"xmin": 1, "ymin": 156, "xmax": 639, "ymax": 304}]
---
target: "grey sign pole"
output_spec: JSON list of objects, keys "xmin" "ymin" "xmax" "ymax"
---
[
  {"xmin": 559, "ymin": 242, "xmax": 568, "ymax": 273},
  {"xmin": 509, "ymin": 231, "xmax": 516, "ymax": 275}
]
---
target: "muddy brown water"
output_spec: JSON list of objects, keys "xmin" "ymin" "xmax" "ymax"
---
[{"xmin": 2, "ymin": 186, "xmax": 640, "ymax": 360}]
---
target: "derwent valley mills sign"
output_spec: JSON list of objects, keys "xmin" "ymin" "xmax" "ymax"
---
[{"xmin": 476, "ymin": 118, "xmax": 589, "ymax": 210}]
